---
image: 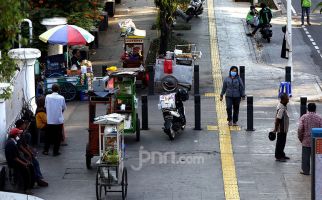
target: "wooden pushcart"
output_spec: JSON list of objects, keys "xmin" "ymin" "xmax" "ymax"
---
[{"xmin": 94, "ymin": 114, "xmax": 128, "ymax": 200}]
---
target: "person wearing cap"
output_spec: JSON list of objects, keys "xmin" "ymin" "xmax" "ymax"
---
[
  {"xmin": 44, "ymin": 84, "xmax": 66, "ymax": 156},
  {"xmin": 12, "ymin": 120, "xmax": 49, "ymax": 187},
  {"xmin": 5, "ymin": 128, "xmax": 34, "ymax": 194},
  {"xmin": 220, "ymin": 66, "xmax": 246, "ymax": 126}
]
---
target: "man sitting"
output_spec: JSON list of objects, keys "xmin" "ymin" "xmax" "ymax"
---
[
  {"xmin": 246, "ymin": 5, "xmax": 259, "ymax": 27},
  {"xmin": 247, "ymin": 3, "xmax": 272, "ymax": 36},
  {"xmin": 11, "ymin": 120, "xmax": 48, "ymax": 187},
  {"xmin": 5, "ymin": 129, "xmax": 34, "ymax": 194}
]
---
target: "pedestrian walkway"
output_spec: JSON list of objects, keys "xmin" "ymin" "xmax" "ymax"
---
[
  {"xmin": 213, "ymin": 0, "xmax": 322, "ymax": 199},
  {"xmin": 29, "ymin": 0, "xmax": 322, "ymax": 199}
]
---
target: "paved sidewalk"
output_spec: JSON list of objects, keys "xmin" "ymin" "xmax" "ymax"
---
[
  {"xmin": 28, "ymin": 0, "xmax": 322, "ymax": 199},
  {"xmin": 214, "ymin": 0, "xmax": 322, "ymax": 199}
]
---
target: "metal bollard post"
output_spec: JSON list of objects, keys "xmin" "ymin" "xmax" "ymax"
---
[
  {"xmin": 246, "ymin": 96, "xmax": 255, "ymax": 131},
  {"xmin": 240, "ymin": 66, "xmax": 245, "ymax": 89},
  {"xmin": 194, "ymin": 94, "xmax": 202, "ymax": 130},
  {"xmin": 300, "ymin": 96, "xmax": 307, "ymax": 117},
  {"xmin": 148, "ymin": 65, "xmax": 154, "ymax": 95},
  {"xmin": 194, "ymin": 65, "xmax": 200, "ymax": 95},
  {"xmin": 142, "ymin": 95, "xmax": 148, "ymax": 130},
  {"xmin": 285, "ymin": 66, "xmax": 291, "ymax": 82}
]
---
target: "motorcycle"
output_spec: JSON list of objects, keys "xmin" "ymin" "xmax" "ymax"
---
[
  {"xmin": 158, "ymin": 76, "xmax": 189, "ymax": 140},
  {"xmin": 185, "ymin": 0, "xmax": 206, "ymax": 20},
  {"xmin": 260, "ymin": 24, "xmax": 273, "ymax": 43}
]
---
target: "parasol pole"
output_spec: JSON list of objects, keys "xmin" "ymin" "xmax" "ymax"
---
[{"xmin": 66, "ymin": 45, "xmax": 69, "ymax": 68}]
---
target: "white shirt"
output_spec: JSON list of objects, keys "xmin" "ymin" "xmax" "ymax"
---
[{"xmin": 45, "ymin": 92, "xmax": 67, "ymax": 124}]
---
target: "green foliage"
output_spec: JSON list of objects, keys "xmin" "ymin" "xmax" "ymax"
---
[
  {"xmin": 68, "ymin": 12, "xmax": 96, "ymax": 32},
  {"xmin": 0, "ymin": 0, "xmax": 26, "ymax": 99}
]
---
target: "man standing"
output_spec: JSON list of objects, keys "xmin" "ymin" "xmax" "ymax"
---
[
  {"xmin": 43, "ymin": 84, "xmax": 66, "ymax": 156},
  {"xmin": 298, "ymin": 103, "xmax": 322, "ymax": 175},
  {"xmin": 301, "ymin": 0, "xmax": 312, "ymax": 26},
  {"xmin": 272, "ymin": 93, "xmax": 290, "ymax": 162}
]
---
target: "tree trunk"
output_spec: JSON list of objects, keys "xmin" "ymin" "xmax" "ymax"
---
[{"xmin": 159, "ymin": 11, "xmax": 170, "ymax": 55}]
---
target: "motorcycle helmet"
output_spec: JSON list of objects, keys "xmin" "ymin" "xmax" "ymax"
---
[
  {"xmin": 268, "ymin": 131, "xmax": 276, "ymax": 141},
  {"xmin": 177, "ymin": 88, "xmax": 189, "ymax": 101},
  {"xmin": 161, "ymin": 75, "xmax": 178, "ymax": 92}
]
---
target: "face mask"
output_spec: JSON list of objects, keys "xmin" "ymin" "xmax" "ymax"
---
[
  {"xmin": 230, "ymin": 71, "xmax": 237, "ymax": 77},
  {"xmin": 15, "ymin": 136, "xmax": 20, "ymax": 141}
]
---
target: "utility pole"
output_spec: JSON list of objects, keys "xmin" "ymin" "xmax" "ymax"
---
[{"xmin": 287, "ymin": 0, "xmax": 293, "ymax": 81}]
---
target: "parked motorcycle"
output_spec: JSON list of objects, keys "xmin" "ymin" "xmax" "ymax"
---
[
  {"xmin": 260, "ymin": 24, "xmax": 273, "ymax": 43},
  {"xmin": 186, "ymin": 0, "xmax": 206, "ymax": 20},
  {"xmin": 158, "ymin": 76, "xmax": 189, "ymax": 140}
]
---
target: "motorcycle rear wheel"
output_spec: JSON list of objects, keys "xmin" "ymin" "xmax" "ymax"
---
[{"xmin": 168, "ymin": 129, "xmax": 175, "ymax": 140}]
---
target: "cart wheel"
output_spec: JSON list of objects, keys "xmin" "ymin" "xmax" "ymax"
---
[
  {"xmin": 136, "ymin": 113, "xmax": 140, "ymax": 142},
  {"xmin": 121, "ymin": 167, "xmax": 128, "ymax": 200},
  {"xmin": 96, "ymin": 167, "xmax": 106, "ymax": 200},
  {"xmin": 86, "ymin": 155, "xmax": 92, "ymax": 169},
  {"xmin": 86, "ymin": 144, "xmax": 92, "ymax": 169},
  {"xmin": 60, "ymin": 82, "xmax": 77, "ymax": 101}
]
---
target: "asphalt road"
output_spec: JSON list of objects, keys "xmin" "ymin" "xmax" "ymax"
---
[{"xmin": 280, "ymin": 0, "xmax": 322, "ymax": 68}]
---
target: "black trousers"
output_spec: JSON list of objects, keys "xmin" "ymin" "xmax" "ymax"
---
[
  {"xmin": 275, "ymin": 132, "xmax": 287, "ymax": 159},
  {"xmin": 44, "ymin": 124, "xmax": 63, "ymax": 154},
  {"xmin": 12, "ymin": 163, "xmax": 34, "ymax": 191},
  {"xmin": 225, "ymin": 97, "xmax": 241, "ymax": 123},
  {"xmin": 301, "ymin": 146, "xmax": 311, "ymax": 174},
  {"xmin": 252, "ymin": 23, "xmax": 264, "ymax": 35}
]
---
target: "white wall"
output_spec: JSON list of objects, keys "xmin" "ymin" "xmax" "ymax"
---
[{"xmin": 0, "ymin": 70, "xmax": 26, "ymax": 162}]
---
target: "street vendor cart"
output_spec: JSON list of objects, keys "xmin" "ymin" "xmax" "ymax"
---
[
  {"xmin": 154, "ymin": 44, "xmax": 202, "ymax": 90},
  {"xmin": 119, "ymin": 19, "xmax": 147, "ymax": 85},
  {"xmin": 86, "ymin": 71, "xmax": 140, "ymax": 169},
  {"xmin": 43, "ymin": 54, "xmax": 94, "ymax": 101},
  {"xmin": 94, "ymin": 113, "xmax": 128, "ymax": 200},
  {"xmin": 110, "ymin": 71, "xmax": 140, "ymax": 141}
]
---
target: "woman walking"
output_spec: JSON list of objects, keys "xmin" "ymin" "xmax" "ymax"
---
[{"xmin": 220, "ymin": 66, "xmax": 246, "ymax": 126}]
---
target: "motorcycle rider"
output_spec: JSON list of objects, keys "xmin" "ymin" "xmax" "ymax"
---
[{"xmin": 247, "ymin": 3, "xmax": 272, "ymax": 36}]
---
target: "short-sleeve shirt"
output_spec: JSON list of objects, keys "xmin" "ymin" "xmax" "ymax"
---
[
  {"xmin": 276, "ymin": 102, "xmax": 289, "ymax": 133},
  {"xmin": 45, "ymin": 92, "xmax": 66, "ymax": 125}
]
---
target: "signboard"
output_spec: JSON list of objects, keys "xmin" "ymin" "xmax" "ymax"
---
[
  {"xmin": 312, "ymin": 128, "xmax": 322, "ymax": 200},
  {"xmin": 316, "ymin": 138, "xmax": 322, "ymax": 199},
  {"xmin": 125, "ymin": 38, "xmax": 143, "ymax": 44}
]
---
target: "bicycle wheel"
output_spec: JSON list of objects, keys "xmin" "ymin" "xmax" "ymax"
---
[
  {"xmin": 121, "ymin": 167, "xmax": 128, "ymax": 200},
  {"xmin": 60, "ymin": 82, "xmax": 77, "ymax": 101},
  {"xmin": 96, "ymin": 167, "xmax": 105, "ymax": 200}
]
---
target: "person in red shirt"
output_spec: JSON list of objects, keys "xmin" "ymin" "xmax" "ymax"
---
[{"xmin": 298, "ymin": 103, "xmax": 322, "ymax": 175}]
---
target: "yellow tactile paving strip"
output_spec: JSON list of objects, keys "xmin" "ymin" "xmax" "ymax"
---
[
  {"xmin": 207, "ymin": 0, "xmax": 240, "ymax": 199},
  {"xmin": 207, "ymin": 125, "xmax": 241, "ymax": 131}
]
